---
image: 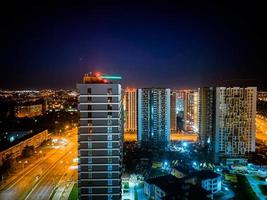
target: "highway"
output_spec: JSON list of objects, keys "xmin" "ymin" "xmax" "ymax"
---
[{"xmin": 0, "ymin": 128, "xmax": 78, "ymax": 200}]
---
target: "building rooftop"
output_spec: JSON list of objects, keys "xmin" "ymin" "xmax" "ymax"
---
[
  {"xmin": 82, "ymin": 72, "xmax": 122, "ymax": 84},
  {"xmin": 146, "ymin": 174, "xmax": 210, "ymax": 199},
  {"xmin": 191, "ymin": 170, "xmax": 220, "ymax": 180}
]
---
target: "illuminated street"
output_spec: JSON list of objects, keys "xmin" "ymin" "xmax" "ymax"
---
[
  {"xmin": 124, "ymin": 131, "xmax": 198, "ymax": 142},
  {"xmin": 0, "ymin": 129, "xmax": 78, "ymax": 200}
]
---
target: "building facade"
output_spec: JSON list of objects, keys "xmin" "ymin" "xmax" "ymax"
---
[
  {"xmin": 77, "ymin": 74, "xmax": 123, "ymax": 200},
  {"xmin": 123, "ymin": 88, "xmax": 137, "ymax": 132},
  {"xmin": 214, "ymin": 87, "xmax": 256, "ymax": 163},
  {"xmin": 184, "ymin": 90, "xmax": 199, "ymax": 133},
  {"xmin": 175, "ymin": 90, "xmax": 185, "ymax": 130},
  {"xmin": 137, "ymin": 88, "xmax": 170, "ymax": 149},
  {"xmin": 198, "ymin": 87, "xmax": 215, "ymax": 150},
  {"xmin": 170, "ymin": 91, "xmax": 177, "ymax": 132},
  {"xmin": 199, "ymin": 87, "xmax": 257, "ymax": 164}
]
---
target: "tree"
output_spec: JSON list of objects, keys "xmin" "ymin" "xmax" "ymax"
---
[
  {"xmin": 0, "ymin": 154, "xmax": 12, "ymax": 176},
  {"xmin": 21, "ymin": 145, "xmax": 34, "ymax": 158}
]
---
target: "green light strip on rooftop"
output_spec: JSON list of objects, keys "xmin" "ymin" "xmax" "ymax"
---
[{"xmin": 100, "ymin": 75, "xmax": 122, "ymax": 80}]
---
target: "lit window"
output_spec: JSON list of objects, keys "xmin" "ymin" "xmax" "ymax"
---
[
  {"xmin": 108, "ymin": 187, "xmax": 112, "ymax": 193},
  {"xmin": 108, "ymin": 179, "xmax": 113, "ymax": 186},
  {"xmin": 107, "ymin": 88, "xmax": 112, "ymax": 94},
  {"xmin": 108, "ymin": 165, "xmax": 112, "ymax": 171},
  {"xmin": 108, "ymin": 142, "xmax": 112, "ymax": 148},
  {"xmin": 108, "ymin": 97, "xmax": 112, "ymax": 103},
  {"xmin": 108, "ymin": 134, "xmax": 112, "ymax": 141},
  {"xmin": 107, "ymin": 127, "xmax": 112, "ymax": 133},
  {"xmin": 107, "ymin": 104, "xmax": 112, "ymax": 110}
]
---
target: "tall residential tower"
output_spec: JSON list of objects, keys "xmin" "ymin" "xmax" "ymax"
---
[
  {"xmin": 198, "ymin": 86, "xmax": 256, "ymax": 164},
  {"xmin": 77, "ymin": 73, "xmax": 123, "ymax": 200},
  {"xmin": 183, "ymin": 90, "xmax": 199, "ymax": 133},
  {"xmin": 137, "ymin": 88, "xmax": 171, "ymax": 149},
  {"xmin": 214, "ymin": 87, "xmax": 256, "ymax": 164},
  {"xmin": 123, "ymin": 88, "xmax": 137, "ymax": 132},
  {"xmin": 170, "ymin": 91, "xmax": 177, "ymax": 132}
]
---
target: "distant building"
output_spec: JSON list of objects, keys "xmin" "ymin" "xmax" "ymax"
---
[
  {"xmin": 198, "ymin": 87, "xmax": 257, "ymax": 164},
  {"xmin": 170, "ymin": 91, "xmax": 177, "ymax": 132},
  {"xmin": 175, "ymin": 90, "xmax": 185, "ymax": 130},
  {"xmin": 137, "ymin": 88, "xmax": 170, "ymax": 149},
  {"xmin": 15, "ymin": 99, "xmax": 46, "ymax": 118},
  {"xmin": 123, "ymin": 88, "xmax": 137, "ymax": 132},
  {"xmin": 198, "ymin": 87, "xmax": 215, "ymax": 150},
  {"xmin": 0, "ymin": 130, "xmax": 49, "ymax": 166},
  {"xmin": 258, "ymin": 91, "xmax": 267, "ymax": 102},
  {"xmin": 184, "ymin": 90, "xmax": 199, "ymax": 133},
  {"xmin": 214, "ymin": 87, "xmax": 256, "ymax": 164},
  {"xmin": 144, "ymin": 174, "xmax": 210, "ymax": 200},
  {"xmin": 77, "ymin": 73, "xmax": 123, "ymax": 200}
]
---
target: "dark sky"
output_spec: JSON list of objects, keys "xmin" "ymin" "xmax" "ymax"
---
[{"xmin": 0, "ymin": 1, "xmax": 267, "ymax": 90}]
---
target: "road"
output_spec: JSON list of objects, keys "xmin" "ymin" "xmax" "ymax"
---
[
  {"xmin": 0, "ymin": 128, "xmax": 78, "ymax": 200},
  {"xmin": 124, "ymin": 131, "xmax": 198, "ymax": 142}
]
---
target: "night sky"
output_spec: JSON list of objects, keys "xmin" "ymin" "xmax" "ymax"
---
[{"xmin": 0, "ymin": 1, "xmax": 267, "ymax": 90}]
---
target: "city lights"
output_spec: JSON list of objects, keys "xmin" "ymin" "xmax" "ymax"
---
[{"xmin": 0, "ymin": 2, "xmax": 266, "ymax": 200}]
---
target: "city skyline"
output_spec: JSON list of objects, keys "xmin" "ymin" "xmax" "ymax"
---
[
  {"xmin": 1, "ymin": 1, "xmax": 267, "ymax": 89},
  {"xmin": 1, "ymin": 1, "xmax": 267, "ymax": 200}
]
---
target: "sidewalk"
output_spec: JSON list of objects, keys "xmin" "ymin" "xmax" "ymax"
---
[{"xmin": 52, "ymin": 167, "xmax": 76, "ymax": 200}]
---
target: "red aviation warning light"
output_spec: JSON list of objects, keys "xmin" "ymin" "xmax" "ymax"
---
[{"xmin": 95, "ymin": 72, "xmax": 101, "ymax": 77}]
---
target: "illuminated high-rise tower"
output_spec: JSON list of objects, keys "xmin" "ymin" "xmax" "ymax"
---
[
  {"xmin": 198, "ymin": 87, "xmax": 215, "ymax": 150},
  {"xmin": 170, "ymin": 91, "xmax": 177, "ymax": 132},
  {"xmin": 123, "ymin": 88, "xmax": 137, "ymax": 132},
  {"xmin": 137, "ymin": 88, "xmax": 170, "ymax": 149},
  {"xmin": 198, "ymin": 86, "xmax": 256, "ymax": 164},
  {"xmin": 77, "ymin": 73, "xmax": 123, "ymax": 200},
  {"xmin": 183, "ymin": 90, "xmax": 199, "ymax": 133},
  {"xmin": 214, "ymin": 87, "xmax": 256, "ymax": 164}
]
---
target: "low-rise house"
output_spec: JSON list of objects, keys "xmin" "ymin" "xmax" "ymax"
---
[
  {"xmin": 144, "ymin": 174, "xmax": 210, "ymax": 200},
  {"xmin": 185, "ymin": 170, "xmax": 221, "ymax": 195}
]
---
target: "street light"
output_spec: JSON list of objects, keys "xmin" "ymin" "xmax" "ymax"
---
[
  {"xmin": 182, "ymin": 142, "xmax": 188, "ymax": 147},
  {"xmin": 18, "ymin": 160, "xmax": 22, "ymax": 169},
  {"xmin": 39, "ymin": 150, "xmax": 43, "ymax": 158}
]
